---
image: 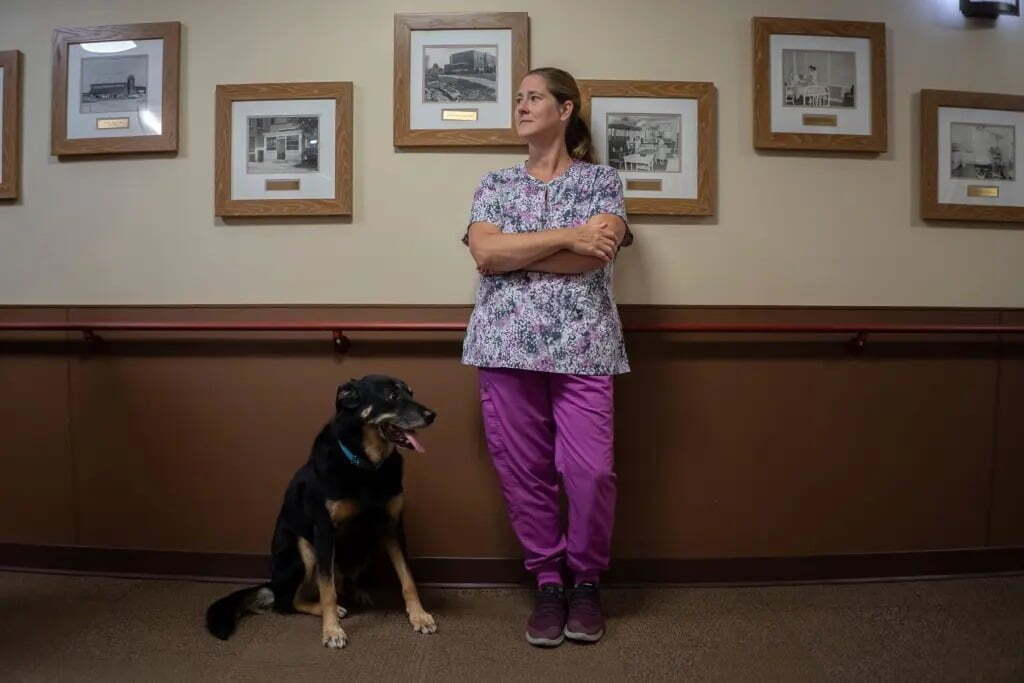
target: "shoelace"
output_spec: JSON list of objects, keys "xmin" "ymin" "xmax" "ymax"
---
[
  {"xmin": 533, "ymin": 585, "xmax": 565, "ymax": 618},
  {"xmin": 568, "ymin": 583, "xmax": 601, "ymax": 617}
]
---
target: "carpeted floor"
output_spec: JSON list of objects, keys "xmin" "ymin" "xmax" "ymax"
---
[{"xmin": 1, "ymin": 571, "xmax": 1022, "ymax": 681}]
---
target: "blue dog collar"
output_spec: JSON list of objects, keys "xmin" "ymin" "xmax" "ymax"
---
[{"xmin": 337, "ymin": 437, "xmax": 377, "ymax": 470}]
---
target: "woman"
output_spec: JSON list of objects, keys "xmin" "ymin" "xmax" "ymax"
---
[{"xmin": 462, "ymin": 67, "xmax": 632, "ymax": 647}]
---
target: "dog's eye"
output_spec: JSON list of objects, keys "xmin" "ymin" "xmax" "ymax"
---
[{"xmin": 389, "ymin": 391, "xmax": 398, "ymax": 401}]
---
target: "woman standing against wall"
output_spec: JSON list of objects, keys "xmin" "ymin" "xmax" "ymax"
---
[{"xmin": 462, "ymin": 67, "xmax": 632, "ymax": 647}]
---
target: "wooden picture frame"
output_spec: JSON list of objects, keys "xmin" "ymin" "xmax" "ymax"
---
[
  {"xmin": 753, "ymin": 17, "xmax": 886, "ymax": 153},
  {"xmin": 0, "ymin": 50, "xmax": 22, "ymax": 200},
  {"xmin": 579, "ymin": 80, "xmax": 716, "ymax": 216},
  {"xmin": 215, "ymin": 82, "xmax": 353, "ymax": 217},
  {"xmin": 51, "ymin": 22, "xmax": 180, "ymax": 156},
  {"xmin": 921, "ymin": 89, "xmax": 1024, "ymax": 223},
  {"xmin": 394, "ymin": 12, "xmax": 528, "ymax": 147}
]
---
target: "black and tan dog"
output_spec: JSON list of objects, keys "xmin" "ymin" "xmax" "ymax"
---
[{"xmin": 206, "ymin": 374, "xmax": 437, "ymax": 648}]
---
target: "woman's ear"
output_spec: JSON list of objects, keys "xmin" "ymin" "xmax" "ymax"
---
[
  {"xmin": 560, "ymin": 99, "xmax": 574, "ymax": 122},
  {"xmin": 336, "ymin": 378, "xmax": 361, "ymax": 412}
]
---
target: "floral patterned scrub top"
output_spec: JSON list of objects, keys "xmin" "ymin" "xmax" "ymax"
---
[{"xmin": 461, "ymin": 160, "xmax": 633, "ymax": 376}]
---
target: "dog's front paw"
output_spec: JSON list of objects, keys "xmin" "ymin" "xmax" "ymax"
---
[
  {"xmin": 409, "ymin": 610, "xmax": 437, "ymax": 634},
  {"xmin": 322, "ymin": 625, "xmax": 348, "ymax": 649},
  {"xmin": 337, "ymin": 605, "xmax": 348, "ymax": 619}
]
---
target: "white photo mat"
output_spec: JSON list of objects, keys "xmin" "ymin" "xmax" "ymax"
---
[
  {"xmin": 937, "ymin": 106, "xmax": 1023, "ymax": 207},
  {"xmin": 230, "ymin": 99, "xmax": 336, "ymax": 201},
  {"xmin": 590, "ymin": 96, "xmax": 698, "ymax": 200},
  {"xmin": 769, "ymin": 34, "xmax": 871, "ymax": 136},
  {"xmin": 409, "ymin": 28, "xmax": 511, "ymax": 130},
  {"xmin": 66, "ymin": 39, "xmax": 164, "ymax": 140}
]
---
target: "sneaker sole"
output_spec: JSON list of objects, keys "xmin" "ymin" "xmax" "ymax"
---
[
  {"xmin": 563, "ymin": 627, "xmax": 604, "ymax": 643},
  {"xmin": 525, "ymin": 632, "xmax": 565, "ymax": 647}
]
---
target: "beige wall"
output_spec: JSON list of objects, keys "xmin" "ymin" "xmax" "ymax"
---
[{"xmin": 0, "ymin": 0, "xmax": 1021, "ymax": 308}]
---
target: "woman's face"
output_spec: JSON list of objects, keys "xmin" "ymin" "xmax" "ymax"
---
[{"xmin": 514, "ymin": 74, "xmax": 571, "ymax": 141}]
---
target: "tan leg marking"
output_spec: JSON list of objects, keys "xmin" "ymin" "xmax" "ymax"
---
[
  {"xmin": 295, "ymin": 538, "xmax": 348, "ymax": 639},
  {"xmin": 318, "ymin": 569, "xmax": 347, "ymax": 648},
  {"xmin": 383, "ymin": 533, "xmax": 436, "ymax": 634},
  {"xmin": 293, "ymin": 538, "xmax": 321, "ymax": 615},
  {"xmin": 385, "ymin": 494, "xmax": 404, "ymax": 520}
]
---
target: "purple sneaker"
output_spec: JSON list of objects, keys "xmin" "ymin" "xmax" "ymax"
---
[
  {"xmin": 525, "ymin": 583, "xmax": 566, "ymax": 647},
  {"xmin": 564, "ymin": 582, "xmax": 604, "ymax": 642}
]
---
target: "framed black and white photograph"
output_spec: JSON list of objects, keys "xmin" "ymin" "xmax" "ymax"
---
[
  {"xmin": 581, "ymin": 80, "xmax": 716, "ymax": 216},
  {"xmin": 950, "ymin": 123, "xmax": 1015, "ymax": 181},
  {"xmin": 921, "ymin": 89, "xmax": 1024, "ymax": 223},
  {"xmin": 394, "ymin": 12, "xmax": 528, "ymax": 147},
  {"xmin": 215, "ymin": 82, "xmax": 352, "ymax": 217},
  {"xmin": 246, "ymin": 116, "xmax": 320, "ymax": 175},
  {"xmin": 51, "ymin": 22, "xmax": 180, "ymax": 156},
  {"xmin": 606, "ymin": 113, "xmax": 683, "ymax": 173},
  {"xmin": 0, "ymin": 50, "xmax": 22, "ymax": 200},
  {"xmin": 79, "ymin": 54, "xmax": 149, "ymax": 114},
  {"xmin": 422, "ymin": 45, "xmax": 498, "ymax": 103},
  {"xmin": 780, "ymin": 49, "xmax": 856, "ymax": 109},
  {"xmin": 753, "ymin": 17, "xmax": 886, "ymax": 153}
]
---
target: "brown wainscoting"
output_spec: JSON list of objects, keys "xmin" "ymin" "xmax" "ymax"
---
[
  {"xmin": 991, "ymin": 310, "xmax": 1024, "ymax": 546},
  {"xmin": 1, "ymin": 544, "xmax": 1022, "ymax": 586},
  {"xmin": 0, "ymin": 543, "xmax": 269, "ymax": 582},
  {"xmin": 1, "ymin": 304, "xmax": 1022, "ymax": 583}
]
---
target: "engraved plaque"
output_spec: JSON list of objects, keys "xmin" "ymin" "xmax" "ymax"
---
[
  {"xmin": 96, "ymin": 118, "xmax": 130, "ymax": 130},
  {"xmin": 626, "ymin": 179, "xmax": 663, "ymax": 192},
  {"xmin": 265, "ymin": 179, "xmax": 301, "ymax": 191},
  {"xmin": 802, "ymin": 114, "xmax": 838, "ymax": 127},
  {"xmin": 442, "ymin": 109, "xmax": 479, "ymax": 122},
  {"xmin": 966, "ymin": 186, "xmax": 999, "ymax": 198}
]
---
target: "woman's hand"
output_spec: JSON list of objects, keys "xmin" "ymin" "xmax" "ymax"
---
[{"xmin": 568, "ymin": 215, "xmax": 621, "ymax": 262}]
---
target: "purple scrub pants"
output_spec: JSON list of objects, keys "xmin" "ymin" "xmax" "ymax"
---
[{"xmin": 478, "ymin": 367, "xmax": 616, "ymax": 587}]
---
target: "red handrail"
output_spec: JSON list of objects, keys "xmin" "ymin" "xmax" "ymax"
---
[
  {"xmin": 0, "ymin": 321, "xmax": 1021, "ymax": 334},
  {"xmin": 1, "ymin": 320, "xmax": 1018, "ymax": 354}
]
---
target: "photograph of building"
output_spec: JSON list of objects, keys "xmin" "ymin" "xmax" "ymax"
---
[
  {"xmin": 80, "ymin": 55, "xmax": 149, "ymax": 114},
  {"xmin": 423, "ymin": 45, "xmax": 498, "ymax": 103},
  {"xmin": 246, "ymin": 116, "xmax": 319, "ymax": 174}
]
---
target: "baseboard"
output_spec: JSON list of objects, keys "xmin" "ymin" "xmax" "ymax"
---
[{"xmin": 1, "ymin": 543, "xmax": 1022, "ymax": 586}]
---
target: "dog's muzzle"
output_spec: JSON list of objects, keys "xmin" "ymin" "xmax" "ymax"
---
[
  {"xmin": 380, "ymin": 423, "xmax": 426, "ymax": 452},
  {"xmin": 379, "ymin": 407, "xmax": 435, "ymax": 452}
]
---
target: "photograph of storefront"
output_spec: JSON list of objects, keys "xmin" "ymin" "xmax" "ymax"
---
[{"xmin": 246, "ymin": 116, "xmax": 319, "ymax": 174}]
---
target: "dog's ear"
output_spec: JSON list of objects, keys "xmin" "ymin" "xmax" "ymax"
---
[{"xmin": 336, "ymin": 378, "xmax": 361, "ymax": 412}]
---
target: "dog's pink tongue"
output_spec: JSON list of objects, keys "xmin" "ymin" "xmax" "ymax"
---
[{"xmin": 404, "ymin": 430, "xmax": 426, "ymax": 453}]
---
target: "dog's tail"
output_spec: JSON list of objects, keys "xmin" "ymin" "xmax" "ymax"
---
[{"xmin": 205, "ymin": 584, "xmax": 274, "ymax": 640}]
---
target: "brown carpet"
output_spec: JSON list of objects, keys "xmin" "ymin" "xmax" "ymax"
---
[{"xmin": 1, "ymin": 571, "xmax": 1022, "ymax": 681}]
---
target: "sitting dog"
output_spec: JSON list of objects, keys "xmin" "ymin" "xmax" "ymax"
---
[{"xmin": 206, "ymin": 374, "xmax": 437, "ymax": 648}]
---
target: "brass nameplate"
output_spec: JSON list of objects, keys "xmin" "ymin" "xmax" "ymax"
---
[
  {"xmin": 442, "ymin": 109, "xmax": 479, "ymax": 122},
  {"xmin": 802, "ymin": 114, "xmax": 838, "ymax": 127},
  {"xmin": 967, "ymin": 185, "xmax": 999, "ymax": 198},
  {"xmin": 265, "ymin": 179, "xmax": 301, "ymax": 191},
  {"xmin": 626, "ymin": 179, "xmax": 663, "ymax": 192},
  {"xmin": 96, "ymin": 117, "xmax": 130, "ymax": 130}
]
